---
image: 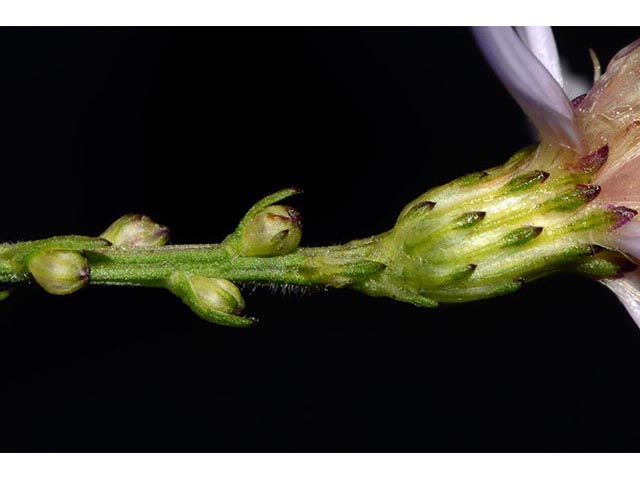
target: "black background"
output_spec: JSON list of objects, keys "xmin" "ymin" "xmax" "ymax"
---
[{"xmin": 1, "ymin": 27, "xmax": 640, "ymax": 452}]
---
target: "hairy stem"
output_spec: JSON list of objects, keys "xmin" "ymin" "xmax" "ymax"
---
[
  {"xmin": 88, "ymin": 241, "xmax": 380, "ymax": 288},
  {"xmin": 1, "ymin": 237, "xmax": 384, "ymax": 290}
]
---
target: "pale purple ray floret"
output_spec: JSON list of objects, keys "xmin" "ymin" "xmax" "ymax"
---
[
  {"xmin": 471, "ymin": 27, "xmax": 584, "ymax": 152},
  {"xmin": 473, "ymin": 26, "xmax": 640, "ymax": 327}
]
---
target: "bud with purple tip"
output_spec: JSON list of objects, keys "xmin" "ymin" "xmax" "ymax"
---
[
  {"xmin": 239, "ymin": 205, "xmax": 302, "ymax": 257},
  {"xmin": 28, "ymin": 249, "xmax": 89, "ymax": 295},
  {"xmin": 101, "ymin": 214, "xmax": 169, "ymax": 247},
  {"xmin": 167, "ymin": 272, "xmax": 251, "ymax": 327}
]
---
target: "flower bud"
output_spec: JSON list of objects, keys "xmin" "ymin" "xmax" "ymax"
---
[
  {"xmin": 167, "ymin": 272, "xmax": 251, "ymax": 327},
  {"xmin": 240, "ymin": 205, "xmax": 302, "ymax": 256},
  {"xmin": 100, "ymin": 214, "xmax": 169, "ymax": 247},
  {"xmin": 188, "ymin": 275, "xmax": 245, "ymax": 315},
  {"xmin": 28, "ymin": 249, "xmax": 89, "ymax": 295}
]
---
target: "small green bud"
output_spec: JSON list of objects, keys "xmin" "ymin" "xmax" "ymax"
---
[
  {"xmin": 101, "ymin": 214, "xmax": 169, "ymax": 247},
  {"xmin": 167, "ymin": 272, "xmax": 251, "ymax": 327},
  {"xmin": 28, "ymin": 249, "xmax": 89, "ymax": 295},
  {"xmin": 189, "ymin": 275, "xmax": 245, "ymax": 315},
  {"xmin": 240, "ymin": 205, "xmax": 302, "ymax": 256}
]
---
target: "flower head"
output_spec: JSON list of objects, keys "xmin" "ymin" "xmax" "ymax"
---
[{"xmin": 472, "ymin": 27, "xmax": 640, "ymax": 326}]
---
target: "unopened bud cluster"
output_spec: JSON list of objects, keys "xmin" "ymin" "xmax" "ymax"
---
[{"xmin": 172, "ymin": 198, "xmax": 305, "ymax": 325}]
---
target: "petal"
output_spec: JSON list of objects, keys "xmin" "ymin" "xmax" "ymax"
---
[
  {"xmin": 472, "ymin": 26, "xmax": 583, "ymax": 152},
  {"xmin": 597, "ymin": 153, "xmax": 640, "ymax": 211},
  {"xmin": 601, "ymin": 271, "xmax": 640, "ymax": 329},
  {"xmin": 514, "ymin": 26, "xmax": 564, "ymax": 88},
  {"xmin": 613, "ymin": 219, "xmax": 640, "ymax": 259},
  {"xmin": 516, "ymin": 28, "xmax": 591, "ymax": 101}
]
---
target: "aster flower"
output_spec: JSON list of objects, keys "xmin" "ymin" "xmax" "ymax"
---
[
  {"xmin": 473, "ymin": 27, "xmax": 640, "ymax": 327},
  {"xmin": 2, "ymin": 29, "xmax": 640, "ymax": 328}
]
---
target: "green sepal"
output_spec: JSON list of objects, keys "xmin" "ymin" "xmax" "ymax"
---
[
  {"xmin": 547, "ymin": 184, "xmax": 601, "ymax": 212},
  {"xmin": 443, "ymin": 264, "xmax": 477, "ymax": 283},
  {"xmin": 401, "ymin": 292, "xmax": 439, "ymax": 308},
  {"xmin": 453, "ymin": 211, "xmax": 485, "ymax": 229},
  {"xmin": 500, "ymin": 226, "xmax": 543, "ymax": 247},
  {"xmin": 360, "ymin": 282, "xmax": 438, "ymax": 308},
  {"xmin": 505, "ymin": 170, "xmax": 549, "ymax": 192},
  {"xmin": 483, "ymin": 278, "xmax": 525, "ymax": 298},
  {"xmin": 454, "ymin": 171, "xmax": 489, "ymax": 187},
  {"xmin": 396, "ymin": 201, "xmax": 435, "ymax": 224},
  {"xmin": 562, "ymin": 208, "xmax": 624, "ymax": 233},
  {"xmin": 429, "ymin": 278, "xmax": 524, "ymax": 303},
  {"xmin": 418, "ymin": 263, "xmax": 477, "ymax": 289},
  {"xmin": 573, "ymin": 250, "xmax": 637, "ymax": 279}
]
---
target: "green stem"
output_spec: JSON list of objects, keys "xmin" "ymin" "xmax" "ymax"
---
[
  {"xmin": 0, "ymin": 187, "xmax": 393, "ymax": 326},
  {"xmin": 85, "ymin": 238, "xmax": 383, "ymax": 289}
]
